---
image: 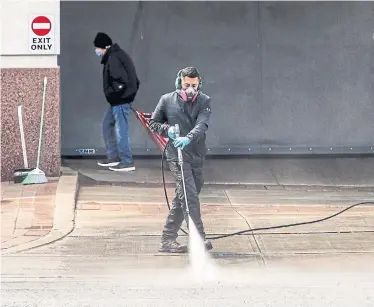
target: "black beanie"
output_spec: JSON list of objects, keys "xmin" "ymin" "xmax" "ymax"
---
[{"xmin": 93, "ymin": 32, "xmax": 112, "ymax": 48}]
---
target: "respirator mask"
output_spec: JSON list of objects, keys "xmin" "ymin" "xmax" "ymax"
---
[{"xmin": 184, "ymin": 86, "xmax": 197, "ymax": 102}]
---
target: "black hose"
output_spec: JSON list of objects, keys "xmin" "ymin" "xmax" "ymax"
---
[
  {"xmin": 161, "ymin": 144, "xmax": 374, "ymax": 240},
  {"xmin": 206, "ymin": 201, "xmax": 374, "ymax": 240}
]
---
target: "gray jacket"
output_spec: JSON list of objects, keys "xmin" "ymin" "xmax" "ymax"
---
[{"xmin": 149, "ymin": 91, "xmax": 212, "ymax": 164}]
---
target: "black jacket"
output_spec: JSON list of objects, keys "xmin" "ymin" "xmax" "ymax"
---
[
  {"xmin": 149, "ymin": 91, "xmax": 212, "ymax": 164},
  {"xmin": 101, "ymin": 43, "xmax": 140, "ymax": 106}
]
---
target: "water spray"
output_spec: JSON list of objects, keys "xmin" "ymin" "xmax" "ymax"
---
[{"xmin": 174, "ymin": 124, "xmax": 217, "ymax": 278}]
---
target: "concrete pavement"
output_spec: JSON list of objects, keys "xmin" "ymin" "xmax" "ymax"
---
[
  {"xmin": 2, "ymin": 183, "xmax": 374, "ymax": 306},
  {"xmin": 2, "ymin": 261, "xmax": 374, "ymax": 307},
  {"xmin": 3, "ymin": 184, "xmax": 371, "ymax": 260},
  {"xmin": 1, "ymin": 168, "xmax": 78, "ymax": 255},
  {"xmin": 4, "ymin": 184, "xmax": 372, "ymax": 263},
  {"xmin": 1, "ymin": 180, "xmax": 58, "ymax": 250},
  {"xmin": 74, "ymin": 185, "xmax": 374, "ymax": 257}
]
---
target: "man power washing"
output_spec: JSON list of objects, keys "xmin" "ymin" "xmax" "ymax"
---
[
  {"xmin": 94, "ymin": 32, "xmax": 140, "ymax": 172},
  {"xmin": 149, "ymin": 67, "xmax": 213, "ymax": 253}
]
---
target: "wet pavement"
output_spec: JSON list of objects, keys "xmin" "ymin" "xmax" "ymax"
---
[
  {"xmin": 2, "ymin": 262, "xmax": 374, "ymax": 307},
  {"xmin": 1, "ymin": 180, "xmax": 58, "ymax": 250},
  {"xmin": 2, "ymin": 184, "xmax": 374, "ymax": 306}
]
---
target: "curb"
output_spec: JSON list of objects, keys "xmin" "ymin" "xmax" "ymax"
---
[
  {"xmin": 79, "ymin": 173, "xmax": 374, "ymax": 191},
  {"xmin": 1, "ymin": 167, "xmax": 79, "ymax": 255}
]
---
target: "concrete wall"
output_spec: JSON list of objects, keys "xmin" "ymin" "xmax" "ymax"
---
[
  {"xmin": 1, "ymin": 0, "xmax": 61, "ymax": 181},
  {"xmin": 59, "ymin": 1, "xmax": 374, "ymax": 157}
]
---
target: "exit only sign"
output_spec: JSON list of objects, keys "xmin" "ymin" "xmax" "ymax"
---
[{"xmin": 29, "ymin": 15, "xmax": 56, "ymax": 54}]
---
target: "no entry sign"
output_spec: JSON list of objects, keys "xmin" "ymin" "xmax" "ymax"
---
[
  {"xmin": 29, "ymin": 15, "xmax": 55, "ymax": 54},
  {"xmin": 31, "ymin": 16, "xmax": 52, "ymax": 36}
]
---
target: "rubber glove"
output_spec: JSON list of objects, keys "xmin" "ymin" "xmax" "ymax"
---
[
  {"xmin": 168, "ymin": 126, "xmax": 177, "ymax": 140},
  {"xmin": 174, "ymin": 137, "xmax": 191, "ymax": 149}
]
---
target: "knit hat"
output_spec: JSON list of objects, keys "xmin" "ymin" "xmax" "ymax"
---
[{"xmin": 93, "ymin": 32, "xmax": 112, "ymax": 49}]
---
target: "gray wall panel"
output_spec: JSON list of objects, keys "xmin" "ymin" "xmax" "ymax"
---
[
  {"xmin": 60, "ymin": 1, "xmax": 145, "ymax": 153},
  {"xmin": 260, "ymin": 2, "xmax": 374, "ymax": 147},
  {"xmin": 60, "ymin": 1, "xmax": 374, "ymax": 156}
]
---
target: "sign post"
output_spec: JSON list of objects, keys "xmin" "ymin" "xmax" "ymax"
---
[{"xmin": 29, "ymin": 15, "xmax": 55, "ymax": 54}]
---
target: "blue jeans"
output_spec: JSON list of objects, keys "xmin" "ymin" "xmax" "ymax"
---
[{"xmin": 102, "ymin": 104, "xmax": 133, "ymax": 164}]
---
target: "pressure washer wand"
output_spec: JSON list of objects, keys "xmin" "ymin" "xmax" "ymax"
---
[{"xmin": 174, "ymin": 124, "xmax": 190, "ymax": 215}]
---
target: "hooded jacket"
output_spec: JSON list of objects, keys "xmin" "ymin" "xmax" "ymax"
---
[
  {"xmin": 149, "ymin": 91, "xmax": 212, "ymax": 164},
  {"xmin": 101, "ymin": 43, "xmax": 140, "ymax": 106}
]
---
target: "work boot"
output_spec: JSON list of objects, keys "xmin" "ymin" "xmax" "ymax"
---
[
  {"xmin": 158, "ymin": 240, "xmax": 188, "ymax": 253},
  {"xmin": 204, "ymin": 240, "xmax": 213, "ymax": 251}
]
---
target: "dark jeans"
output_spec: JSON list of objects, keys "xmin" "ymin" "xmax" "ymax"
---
[
  {"xmin": 161, "ymin": 161, "xmax": 206, "ymax": 241},
  {"xmin": 102, "ymin": 104, "xmax": 133, "ymax": 164}
]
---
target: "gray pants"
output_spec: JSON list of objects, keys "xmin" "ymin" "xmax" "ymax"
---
[{"xmin": 161, "ymin": 161, "xmax": 205, "ymax": 241}]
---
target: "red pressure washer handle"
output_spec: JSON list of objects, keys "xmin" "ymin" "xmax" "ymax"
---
[{"xmin": 130, "ymin": 107, "xmax": 169, "ymax": 152}]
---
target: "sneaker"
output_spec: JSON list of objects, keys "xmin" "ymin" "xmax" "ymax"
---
[
  {"xmin": 97, "ymin": 157, "xmax": 120, "ymax": 167},
  {"xmin": 158, "ymin": 240, "xmax": 188, "ymax": 253},
  {"xmin": 109, "ymin": 162, "xmax": 136, "ymax": 172},
  {"xmin": 204, "ymin": 240, "xmax": 213, "ymax": 251}
]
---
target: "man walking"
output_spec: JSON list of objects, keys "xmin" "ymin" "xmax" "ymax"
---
[
  {"xmin": 94, "ymin": 32, "xmax": 139, "ymax": 172},
  {"xmin": 149, "ymin": 67, "xmax": 213, "ymax": 253}
]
